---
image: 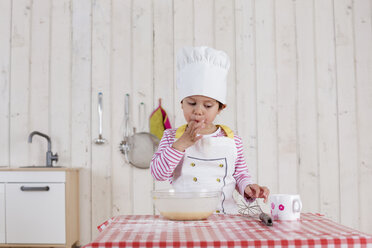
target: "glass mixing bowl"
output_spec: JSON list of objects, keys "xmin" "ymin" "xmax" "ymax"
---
[{"xmin": 151, "ymin": 189, "xmax": 221, "ymax": 221}]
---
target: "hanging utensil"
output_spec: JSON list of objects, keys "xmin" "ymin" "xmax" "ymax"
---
[
  {"xmin": 94, "ymin": 92, "xmax": 107, "ymax": 145},
  {"xmin": 238, "ymin": 200, "xmax": 273, "ymax": 226},
  {"xmin": 119, "ymin": 94, "xmax": 160, "ymax": 169},
  {"xmin": 119, "ymin": 94, "xmax": 131, "ymax": 162}
]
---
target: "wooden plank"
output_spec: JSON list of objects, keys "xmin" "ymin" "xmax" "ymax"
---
[
  {"xmin": 173, "ymin": 0, "xmax": 193, "ymax": 128},
  {"xmin": 29, "ymin": 0, "xmax": 51, "ymax": 166},
  {"xmin": 275, "ymin": 0, "xmax": 298, "ymax": 194},
  {"xmin": 153, "ymin": 0, "xmax": 174, "ymax": 194},
  {"xmin": 65, "ymin": 169, "xmax": 80, "ymax": 248},
  {"xmin": 314, "ymin": 0, "xmax": 340, "ymax": 222},
  {"xmin": 131, "ymin": 0, "xmax": 154, "ymax": 214},
  {"xmin": 71, "ymin": 0, "xmax": 92, "ymax": 244},
  {"xmin": 111, "ymin": 0, "xmax": 133, "ymax": 216},
  {"xmin": 333, "ymin": 0, "xmax": 359, "ymax": 229},
  {"xmin": 50, "ymin": 0, "xmax": 72, "ymax": 167},
  {"xmin": 194, "ymin": 0, "xmax": 214, "ymax": 47},
  {"xmin": 354, "ymin": 0, "xmax": 372, "ymax": 234},
  {"xmin": 255, "ymin": 0, "xmax": 278, "ymax": 192},
  {"xmin": 234, "ymin": 0, "xmax": 259, "ymax": 208},
  {"xmin": 0, "ymin": 0, "xmax": 11, "ymax": 167},
  {"xmin": 91, "ymin": 0, "xmax": 112, "ymax": 237},
  {"xmin": 235, "ymin": 0, "xmax": 258, "ymax": 185},
  {"xmin": 10, "ymin": 0, "xmax": 32, "ymax": 167},
  {"xmin": 295, "ymin": 0, "xmax": 320, "ymax": 213},
  {"xmin": 215, "ymin": 0, "xmax": 236, "ymax": 130}
]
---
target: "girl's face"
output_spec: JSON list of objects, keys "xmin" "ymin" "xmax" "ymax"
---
[{"xmin": 181, "ymin": 95, "xmax": 224, "ymax": 128}]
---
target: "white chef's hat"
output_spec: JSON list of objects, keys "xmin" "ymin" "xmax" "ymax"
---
[{"xmin": 176, "ymin": 46, "xmax": 230, "ymax": 104}]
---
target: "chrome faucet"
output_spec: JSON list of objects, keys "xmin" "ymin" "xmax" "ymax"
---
[{"xmin": 28, "ymin": 131, "xmax": 59, "ymax": 167}]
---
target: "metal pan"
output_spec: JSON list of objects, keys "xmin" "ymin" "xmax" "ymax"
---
[{"xmin": 119, "ymin": 94, "xmax": 159, "ymax": 169}]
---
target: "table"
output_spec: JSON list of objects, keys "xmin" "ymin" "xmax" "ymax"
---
[{"xmin": 83, "ymin": 213, "xmax": 372, "ymax": 247}]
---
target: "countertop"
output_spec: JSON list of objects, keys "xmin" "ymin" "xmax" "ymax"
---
[{"xmin": 83, "ymin": 213, "xmax": 372, "ymax": 247}]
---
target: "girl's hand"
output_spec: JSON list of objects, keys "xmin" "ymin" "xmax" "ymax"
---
[
  {"xmin": 172, "ymin": 120, "xmax": 205, "ymax": 152},
  {"xmin": 244, "ymin": 184, "xmax": 270, "ymax": 203}
]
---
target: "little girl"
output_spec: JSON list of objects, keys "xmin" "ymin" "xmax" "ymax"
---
[{"xmin": 150, "ymin": 46, "xmax": 269, "ymax": 214}]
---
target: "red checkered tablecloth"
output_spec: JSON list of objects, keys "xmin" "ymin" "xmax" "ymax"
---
[{"xmin": 83, "ymin": 213, "xmax": 372, "ymax": 248}]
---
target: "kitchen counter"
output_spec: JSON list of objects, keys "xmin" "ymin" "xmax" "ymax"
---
[
  {"xmin": 0, "ymin": 168, "xmax": 79, "ymax": 247},
  {"xmin": 83, "ymin": 213, "xmax": 372, "ymax": 248},
  {"xmin": 0, "ymin": 167, "xmax": 78, "ymax": 171}
]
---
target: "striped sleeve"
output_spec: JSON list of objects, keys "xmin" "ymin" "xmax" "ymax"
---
[
  {"xmin": 232, "ymin": 135, "xmax": 254, "ymax": 199},
  {"xmin": 150, "ymin": 129, "xmax": 184, "ymax": 181}
]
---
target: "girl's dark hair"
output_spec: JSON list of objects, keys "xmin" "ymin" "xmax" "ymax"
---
[
  {"xmin": 218, "ymin": 101, "xmax": 225, "ymax": 110},
  {"xmin": 181, "ymin": 99, "xmax": 225, "ymax": 110}
]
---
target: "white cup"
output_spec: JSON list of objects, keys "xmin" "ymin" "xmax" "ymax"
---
[{"xmin": 269, "ymin": 194, "xmax": 302, "ymax": 221}]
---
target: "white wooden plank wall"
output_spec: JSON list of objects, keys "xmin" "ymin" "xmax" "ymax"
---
[
  {"xmin": 255, "ymin": 0, "xmax": 279, "ymax": 196},
  {"xmin": 354, "ymin": 0, "xmax": 372, "ymax": 234},
  {"xmin": 0, "ymin": 0, "xmax": 11, "ymax": 167},
  {"xmin": 296, "ymin": 0, "xmax": 320, "ymax": 223},
  {"xmin": 334, "ymin": 0, "xmax": 359, "ymax": 229},
  {"xmin": 111, "ymin": 0, "xmax": 132, "ymax": 218},
  {"xmin": 235, "ymin": 0, "xmax": 258, "ymax": 184},
  {"xmin": 91, "ymin": 0, "xmax": 112, "ymax": 237},
  {"xmin": 153, "ymin": 0, "xmax": 174, "ymax": 194},
  {"xmin": 315, "ymin": 0, "xmax": 340, "ymax": 226},
  {"xmin": 71, "ymin": 0, "xmax": 92, "ymax": 242},
  {"xmin": 0, "ymin": 0, "xmax": 371, "ymax": 244}
]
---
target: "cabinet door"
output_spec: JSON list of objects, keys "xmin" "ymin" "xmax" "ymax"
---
[
  {"xmin": 0, "ymin": 184, "xmax": 5, "ymax": 243},
  {"xmin": 6, "ymin": 183, "xmax": 66, "ymax": 244}
]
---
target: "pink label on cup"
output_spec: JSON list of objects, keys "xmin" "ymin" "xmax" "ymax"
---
[{"xmin": 269, "ymin": 194, "xmax": 302, "ymax": 221}]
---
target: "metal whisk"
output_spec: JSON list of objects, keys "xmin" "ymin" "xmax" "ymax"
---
[{"xmin": 238, "ymin": 200, "xmax": 273, "ymax": 226}]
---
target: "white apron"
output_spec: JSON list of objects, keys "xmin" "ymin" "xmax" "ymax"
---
[{"xmin": 172, "ymin": 129, "xmax": 238, "ymax": 214}]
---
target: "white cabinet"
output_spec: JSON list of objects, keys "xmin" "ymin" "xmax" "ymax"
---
[
  {"xmin": 6, "ymin": 183, "xmax": 66, "ymax": 243},
  {"xmin": 0, "ymin": 168, "xmax": 79, "ymax": 248}
]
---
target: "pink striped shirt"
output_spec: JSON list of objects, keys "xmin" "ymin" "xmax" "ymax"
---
[{"xmin": 150, "ymin": 127, "xmax": 253, "ymax": 198}]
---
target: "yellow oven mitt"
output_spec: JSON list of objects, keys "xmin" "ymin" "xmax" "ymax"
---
[{"xmin": 150, "ymin": 99, "xmax": 171, "ymax": 140}]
